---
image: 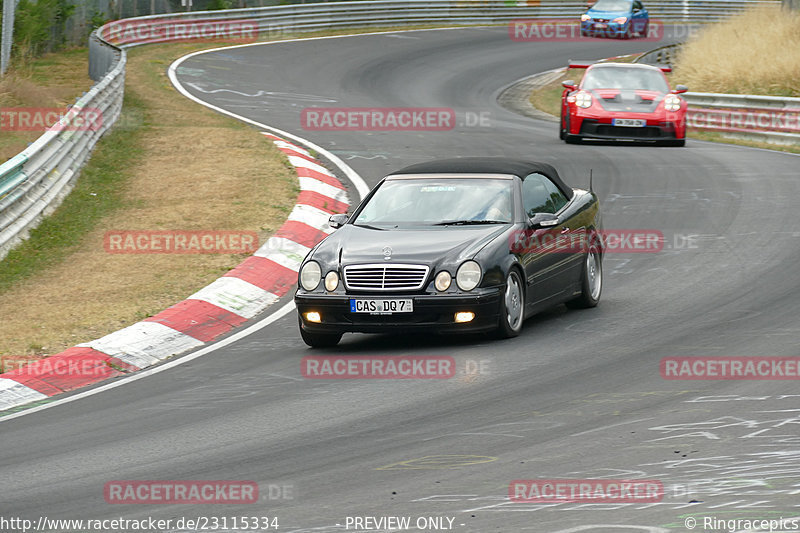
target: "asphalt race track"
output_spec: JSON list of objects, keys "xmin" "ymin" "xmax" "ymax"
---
[{"xmin": 2, "ymin": 27, "xmax": 800, "ymax": 533}]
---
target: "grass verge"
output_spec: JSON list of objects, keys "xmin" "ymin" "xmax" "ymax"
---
[
  {"xmin": 0, "ymin": 48, "xmax": 93, "ymax": 162},
  {"xmin": 0, "ymin": 24, "xmax": 493, "ymax": 365},
  {"xmin": 673, "ymin": 6, "xmax": 800, "ymax": 97},
  {"xmin": 529, "ymin": 48, "xmax": 800, "ymax": 154},
  {"xmin": 0, "ymin": 42, "xmax": 299, "ymax": 361}
]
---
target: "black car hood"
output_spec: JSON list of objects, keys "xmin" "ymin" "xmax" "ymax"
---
[
  {"xmin": 314, "ymin": 224, "xmax": 510, "ymax": 266},
  {"xmin": 592, "ymin": 88, "xmax": 664, "ymax": 113}
]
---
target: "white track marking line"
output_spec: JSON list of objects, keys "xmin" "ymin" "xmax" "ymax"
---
[
  {"xmin": 0, "ymin": 302, "xmax": 296, "ymax": 422},
  {"xmin": 1, "ymin": 32, "xmax": 390, "ymax": 421}
]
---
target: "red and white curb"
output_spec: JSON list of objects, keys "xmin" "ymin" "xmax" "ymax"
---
[{"xmin": 0, "ymin": 133, "xmax": 349, "ymax": 412}]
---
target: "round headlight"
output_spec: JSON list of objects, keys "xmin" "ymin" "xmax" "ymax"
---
[
  {"xmin": 664, "ymin": 94, "xmax": 682, "ymax": 112},
  {"xmin": 299, "ymin": 261, "xmax": 321, "ymax": 291},
  {"xmin": 435, "ymin": 271, "xmax": 452, "ymax": 292},
  {"xmin": 324, "ymin": 271, "xmax": 339, "ymax": 291},
  {"xmin": 581, "ymin": 14, "xmax": 591, "ymax": 21},
  {"xmin": 456, "ymin": 261, "xmax": 482, "ymax": 291},
  {"xmin": 575, "ymin": 91, "xmax": 592, "ymax": 109}
]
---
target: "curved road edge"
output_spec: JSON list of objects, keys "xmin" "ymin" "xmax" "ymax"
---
[
  {"xmin": 0, "ymin": 37, "xmax": 380, "ymax": 416},
  {"xmin": 503, "ymin": 55, "xmax": 800, "ymax": 155}
]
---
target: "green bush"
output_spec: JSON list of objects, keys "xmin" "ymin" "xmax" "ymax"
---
[
  {"xmin": 12, "ymin": 0, "xmax": 75, "ymax": 62},
  {"xmin": 207, "ymin": 0, "xmax": 233, "ymax": 9},
  {"xmin": 89, "ymin": 10, "xmax": 109, "ymax": 33}
]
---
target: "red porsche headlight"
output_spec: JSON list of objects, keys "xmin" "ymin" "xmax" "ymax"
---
[
  {"xmin": 664, "ymin": 94, "xmax": 682, "ymax": 112},
  {"xmin": 575, "ymin": 91, "xmax": 592, "ymax": 109}
]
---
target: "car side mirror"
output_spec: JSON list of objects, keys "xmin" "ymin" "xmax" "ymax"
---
[
  {"xmin": 328, "ymin": 213, "xmax": 349, "ymax": 229},
  {"xmin": 672, "ymin": 84, "xmax": 688, "ymax": 94},
  {"xmin": 529, "ymin": 213, "xmax": 559, "ymax": 229},
  {"xmin": 562, "ymin": 80, "xmax": 576, "ymax": 91}
]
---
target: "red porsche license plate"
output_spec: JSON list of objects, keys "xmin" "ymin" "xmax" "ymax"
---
[{"xmin": 613, "ymin": 118, "xmax": 646, "ymax": 127}]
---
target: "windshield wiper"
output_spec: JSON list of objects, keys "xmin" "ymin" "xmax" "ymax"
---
[
  {"xmin": 434, "ymin": 220, "xmax": 509, "ymax": 226},
  {"xmin": 352, "ymin": 223, "xmax": 386, "ymax": 230}
]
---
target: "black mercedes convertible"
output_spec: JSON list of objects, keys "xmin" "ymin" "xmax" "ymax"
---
[{"xmin": 295, "ymin": 158, "xmax": 603, "ymax": 347}]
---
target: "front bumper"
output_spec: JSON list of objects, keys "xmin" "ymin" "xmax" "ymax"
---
[
  {"xmin": 578, "ymin": 118, "xmax": 682, "ymax": 140},
  {"xmin": 581, "ymin": 21, "xmax": 628, "ymax": 37},
  {"xmin": 296, "ymin": 289, "xmax": 503, "ymax": 335}
]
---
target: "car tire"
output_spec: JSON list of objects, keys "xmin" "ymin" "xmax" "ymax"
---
[
  {"xmin": 559, "ymin": 115, "xmax": 566, "ymax": 140},
  {"xmin": 563, "ymin": 115, "xmax": 581, "ymax": 144},
  {"xmin": 496, "ymin": 269, "xmax": 525, "ymax": 338},
  {"xmin": 299, "ymin": 317, "xmax": 342, "ymax": 348},
  {"xmin": 566, "ymin": 246, "xmax": 602, "ymax": 309}
]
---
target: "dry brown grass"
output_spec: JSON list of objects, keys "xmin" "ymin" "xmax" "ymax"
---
[
  {"xmin": 530, "ymin": 68, "xmax": 586, "ymax": 117},
  {"xmin": 0, "ymin": 49, "xmax": 92, "ymax": 161},
  {"xmin": 673, "ymin": 6, "xmax": 800, "ymax": 96},
  {"xmin": 0, "ymin": 43, "xmax": 297, "ymax": 359}
]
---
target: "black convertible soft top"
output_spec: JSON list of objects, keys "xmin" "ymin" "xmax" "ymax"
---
[{"xmin": 389, "ymin": 157, "xmax": 574, "ymax": 200}]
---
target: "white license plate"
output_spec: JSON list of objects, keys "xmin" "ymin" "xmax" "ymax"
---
[
  {"xmin": 350, "ymin": 299, "xmax": 413, "ymax": 314},
  {"xmin": 613, "ymin": 118, "xmax": 646, "ymax": 127},
  {"xmin": 594, "ymin": 23, "xmax": 607, "ymax": 28}
]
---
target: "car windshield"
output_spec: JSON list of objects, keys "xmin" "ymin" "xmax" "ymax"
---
[
  {"xmin": 590, "ymin": 0, "xmax": 632, "ymax": 11},
  {"xmin": 582, "ymin": 66, "xmax": 669, "ymax": 92},
  {"xmin": 354, "ymin": 177, "xmax": 514, "ymax": 227}
]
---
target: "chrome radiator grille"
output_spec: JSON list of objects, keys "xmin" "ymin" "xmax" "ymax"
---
[{"xmin": 343, "ymin": 264, "xmax": 429, "ymax": 291}]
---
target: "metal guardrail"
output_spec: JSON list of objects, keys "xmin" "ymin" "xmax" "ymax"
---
[
  {"xmin": 683, "ymin": 92, "xmax": 800, "ymax": 145},
  {"xmin": 94, "ymin": 0, "xmax": 781, "ymax": 41},
  {"xmin": 634, "ymin": 43, "xmax": 800, "ymax": 144},
  {"xmin": 0, "ymin": 40, "xmax": 124, "ymax": 260},
  {"xmin": 0, "ymin": 0, "xmax": 787, "ymax": 261},
  {"xmin": 635, "ymin": 42, "xmax": 681, "ymax": 67}
]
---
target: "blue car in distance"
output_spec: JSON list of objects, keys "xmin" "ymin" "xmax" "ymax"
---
[{"xmin": 581, "ymin": 0, "xmax": 649, "ymax": 39}]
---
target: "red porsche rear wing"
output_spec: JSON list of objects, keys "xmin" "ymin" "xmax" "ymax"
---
[
  {"xmin": 568, "ymin": 60, "xmax": 672, "ymax": 72},
  {"xmin": 567, "ymin": 60, "xmax": 596, "ymax": 69}
]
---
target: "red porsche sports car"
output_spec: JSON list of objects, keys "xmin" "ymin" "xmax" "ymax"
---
[{"xmin": 560, "ymin": 61, "xmax": 688, "ymax": 146}]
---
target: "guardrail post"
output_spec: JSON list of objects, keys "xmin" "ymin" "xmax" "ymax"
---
[{"xmin": 1, "ymin": 0, "xmax": 16, "ymax": 76}]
